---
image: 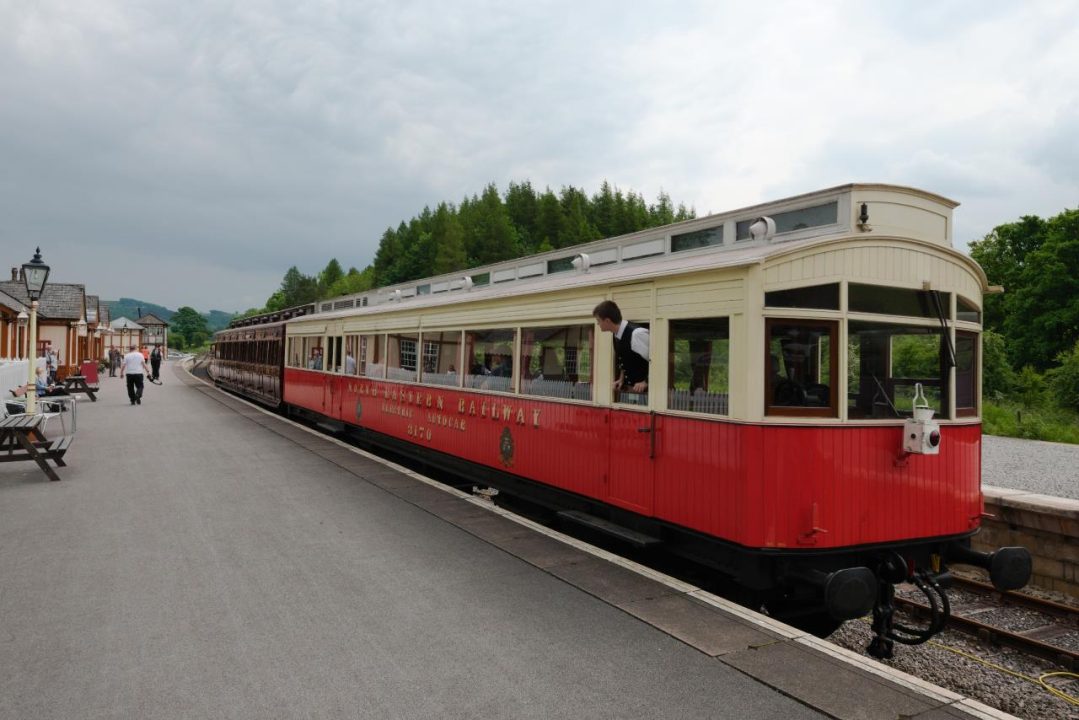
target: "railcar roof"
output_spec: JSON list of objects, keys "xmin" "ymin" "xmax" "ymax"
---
[{"xmin": 297, "ymin": 182, "xmax": 969, "ymax": 324}]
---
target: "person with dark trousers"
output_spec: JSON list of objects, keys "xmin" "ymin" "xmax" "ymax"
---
[
  {"xmin": 149, "ymin": 345, "xmax": 163, "ymax": 383},
  {"xmin": 592, "ymin": 300, "xmax": 650, "ymax": 394},
  {"xmin": 120, "ymin": 345, "xmax": 149, "ymax": 405}
]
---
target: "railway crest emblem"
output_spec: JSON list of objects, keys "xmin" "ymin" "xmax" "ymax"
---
[
  {"xmin": 355, "ymin": 400, "xmax": 363, "ymax": 421},
  {"xmin": 499, "ymin": 427, "xmax": 515, "ymax": 467}
]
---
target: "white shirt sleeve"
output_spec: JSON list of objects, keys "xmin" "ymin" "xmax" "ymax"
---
[{"xmin": 630, "ymin": 327, "xmax": 651, "ymax": 362}]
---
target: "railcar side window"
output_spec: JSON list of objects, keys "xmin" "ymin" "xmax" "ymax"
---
[
  {"xmin": 847, "ymin": 321, "xmax": 946, "ymax": 418},
  {"xmin": 765, "ymin": 319, "xmax": 837, "ymax": 417},
  {"xmin": 343, "ymin": 335, "xmax": 360, "ymax": 375},
  {"xmin": 668, "ymin": 318, "xmax": 729, "ymax": 415},
  {"xmin": 287, "ymin": 338, "xmax": 300, "ymax": 367},
  {"xmin": 520, "ymin": 325, "xmax": 594, "ymax": 401},
  {"xmin": 955, "ymin": 331, "xmax": 978, "ymax": 416},
  {"xmin": 957, "ymin": 296, "xmax": 981, "ymax": 324},
  {"xmin": 302, "ymin": 337, "xmax": 324, "ymax": 370},
  {"xmin": 363, "ymin": 334, "xmax": 385, "ymax": 378},
  {"xmin": 465, "ymin": 329, "xmax": 516, "ymax": 393},
  {"xmin": 387, "ymin": 333, "xmax": 419, "ymax": 382},
  {"xmin": 420, "ymin": 331, "xmax": 462, "ymax": 387},
  {"xmin": 613, "ymin": 321, "xmax": 650, "ymax": 407},
  {"xmin": 327, "ymin": 336, "xmax": 344, "ymax": 373}
]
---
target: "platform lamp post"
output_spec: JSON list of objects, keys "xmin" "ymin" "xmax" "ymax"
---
[
  {"xmin": 22, "ymin": 248, "xmax": 50, "ymax": 414},
  {"xmin": 76, "ymin": 317, "xmax": 88, "ymax": 369},
  {"xmin": 16, "ymin": 311, "xmax": 28, "ymax": 359}
]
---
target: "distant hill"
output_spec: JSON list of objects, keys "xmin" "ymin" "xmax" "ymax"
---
[{"xmin": 103, "ymin": 298, "xmax": 235, "ymax": 333}]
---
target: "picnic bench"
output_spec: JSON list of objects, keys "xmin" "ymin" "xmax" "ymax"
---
[
  {"xmin": 61, "ymin": 375, "xmax": 97, "ymax": 401},
  {"xmin": 0, "ymin": 414, "xmax": 72, "ymax": 482}
]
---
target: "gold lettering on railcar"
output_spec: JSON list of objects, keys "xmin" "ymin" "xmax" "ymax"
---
[{"xmin": 454, "ymin": 396, "xmax": 541, "ymax": 428}]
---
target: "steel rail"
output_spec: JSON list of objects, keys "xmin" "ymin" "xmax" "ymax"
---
[{"xmin": 895, "ymin": 596, "xmax": 1079, "ymax": 671}]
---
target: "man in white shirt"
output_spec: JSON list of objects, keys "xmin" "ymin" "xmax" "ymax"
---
[{"xmin": 120, "ymin": 345, "xmax": 150, "ymax": 405}]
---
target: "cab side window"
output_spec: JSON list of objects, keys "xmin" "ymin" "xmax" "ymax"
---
[{"xmin": 766, "ymin": 319, "xmax": 837, "ymax": 417}]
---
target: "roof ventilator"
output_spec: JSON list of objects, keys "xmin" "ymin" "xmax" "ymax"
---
[
  {"xmin": 748, "ymin": 216, "xmax": 776, "ymax": 242},
  {"xmin": 571, "ymin": 253, "xmax": 591, "ymax": 273}
]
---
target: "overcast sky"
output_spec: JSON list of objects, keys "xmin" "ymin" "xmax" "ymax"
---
[{"xmin": 2, "ymin": 1, "xmax": 1076, "ymax": 313}]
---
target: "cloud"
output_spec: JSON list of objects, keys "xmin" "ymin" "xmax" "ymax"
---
[{"xmin": 0, "ymin": 1, "xmax": 1077, "ymax": 310}]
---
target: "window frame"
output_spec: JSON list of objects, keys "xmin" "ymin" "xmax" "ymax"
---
[{"xmin": 764, "ymin": 317, "xmax": 839, "ymax": 418}]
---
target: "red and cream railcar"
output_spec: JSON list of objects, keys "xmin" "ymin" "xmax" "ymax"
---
[{"xmin": 225, "ymin": 184, "xmax": 1031, "ymax": 654}]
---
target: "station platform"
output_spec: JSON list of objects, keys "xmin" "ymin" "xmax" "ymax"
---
[{"xmin": 0, "ymin": 363, "xmax": 1015, "ymax": 719}]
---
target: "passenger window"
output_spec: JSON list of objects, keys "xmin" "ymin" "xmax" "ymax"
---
[
  {"xmin": 765, "ymin": 283, "xmax": 839, "ymax": 310},
  {"xmin": 327, "ymin": 335, "xmax": 344, "ymax": 373},
  {"xmin": 668, "ymin": 318, "xmax": 729, "ymax": 415},
  {"xmin": 520, "ymin": 325, "xmax": 594, "ymax": 401},
  {"xmin": 849, "ymin": 284, "xmax": 950, "ymax": 320},
  {"xmin": 766, "ymin": 319, "xmax": 837, "ymax": 417},
  {"xmin": 465, "ymin": 329, "xmax": 516, "ymax": 393},
  {"xmin": 420, "ymin": 331, "xmax": 462, "ymax": 387},
  {"xmin": 387, "ymin": 333, "xmax": 418, "ymax": 382},
  {"xmin": 343, "ymin": 335, "xmax": 360, "ymax": 375},
  {"xmin": 613, "ymin": 321, "xmax": 650, "ymax": 407},
  {"xmin": 362, "ymin": 334, "xmax": 385, "ymax": 378},
  {"xmin": 304, "ymin": 337, "xmax": 324, "ymax": 370}
]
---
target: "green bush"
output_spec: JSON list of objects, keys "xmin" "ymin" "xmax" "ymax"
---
[
  {"xmin": 1014, "ymin": 365, "xmax": 1050, "ymax": 409},
  {"xmin": 1048, "ymin": 340, "xmax": 1079, "ymax": 412},
  {"xmin": 982, "ymin": 330, "xmax": 1016, "ymax": 398}
]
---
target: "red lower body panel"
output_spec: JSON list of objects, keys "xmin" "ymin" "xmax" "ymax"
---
[{"xmin": 284, "ymin": 369, "xmax": 982, "ymax": 551}]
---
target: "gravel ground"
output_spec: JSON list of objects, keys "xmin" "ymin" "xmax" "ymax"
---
[
  {"xmin": 829, "ymin": 620, "xmax": 1079, "ymax": 719},
  {"xmin": 983, "ymin": 435, "xmax": 1079, "ymax": 499}
]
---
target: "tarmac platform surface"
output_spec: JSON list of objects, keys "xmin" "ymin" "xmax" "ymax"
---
[{"xmin": 0, "ymin": 362, "xmax": 1016, "ymax": 719}]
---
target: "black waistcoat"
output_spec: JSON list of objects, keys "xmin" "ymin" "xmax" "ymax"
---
[{"xmin": 614, "ymin": 322, "xmax": 649, "ymax": 385}]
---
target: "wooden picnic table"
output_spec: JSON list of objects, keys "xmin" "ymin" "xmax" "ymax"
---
[
  {"xmin": 0, "ymin": 414, "xmax": 72, "ymax": 482},
  {"xmin": 61, "ymin": 375, "xmax": 97, "ymax": 401}
]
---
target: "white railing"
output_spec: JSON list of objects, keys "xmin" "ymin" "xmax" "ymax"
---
[{"xmin": 0, "ymin": 360, "xmax": 30, "ymax": 394}]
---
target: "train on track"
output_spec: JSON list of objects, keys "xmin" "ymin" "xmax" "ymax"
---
[{"xmin": 210, "ymin": 183, "xmax": 1031, "ymax": 657}]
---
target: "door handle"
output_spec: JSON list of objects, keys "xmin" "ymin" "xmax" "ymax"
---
[{"xmin": 638, "ymin": 412, "xmax": 657, "ymax": 459}]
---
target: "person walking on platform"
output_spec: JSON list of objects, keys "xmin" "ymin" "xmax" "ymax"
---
[
  {"xmin": 120, "ymin": 345, "xmax": 149, "ymax": 406},
  {"xmin": 108, "ymin": 348, "xmax": 120, "ymax": 377},
  {"xmin": 149, "ymin": 345, "xmax": 163, "ymax": 384}
]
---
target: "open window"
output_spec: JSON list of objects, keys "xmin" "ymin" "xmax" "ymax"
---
[
  {"xmin": 668, "ymin": 318, "xmax": 729, "ymax": 415},
  {"xmin": 520, "ymin": 325, "xmax": 594, "ymax": 401},
  {"xmin": 765, "ymin": 319, "xmax": 838, "ymax": 417},
  {"xmin": 465, "ymin": 328, "xmax": 516, "ymax": 393},
  {"xmin": 420, "ymin": 331, "xmax": 462, "ymax": 387}
]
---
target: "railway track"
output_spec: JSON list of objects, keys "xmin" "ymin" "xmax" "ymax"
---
[{"xmin": 896, "ymin": 576, "xmax": 1079, "ymax": 670}]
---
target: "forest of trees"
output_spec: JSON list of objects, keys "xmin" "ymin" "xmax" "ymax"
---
[
  {"xmin": 240, "ymin": 180, "xmax": 693, "ymax": 318},
  {"xmin": 970, "ymin": 207, "xmax": 1079, "ymax": 439}
]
